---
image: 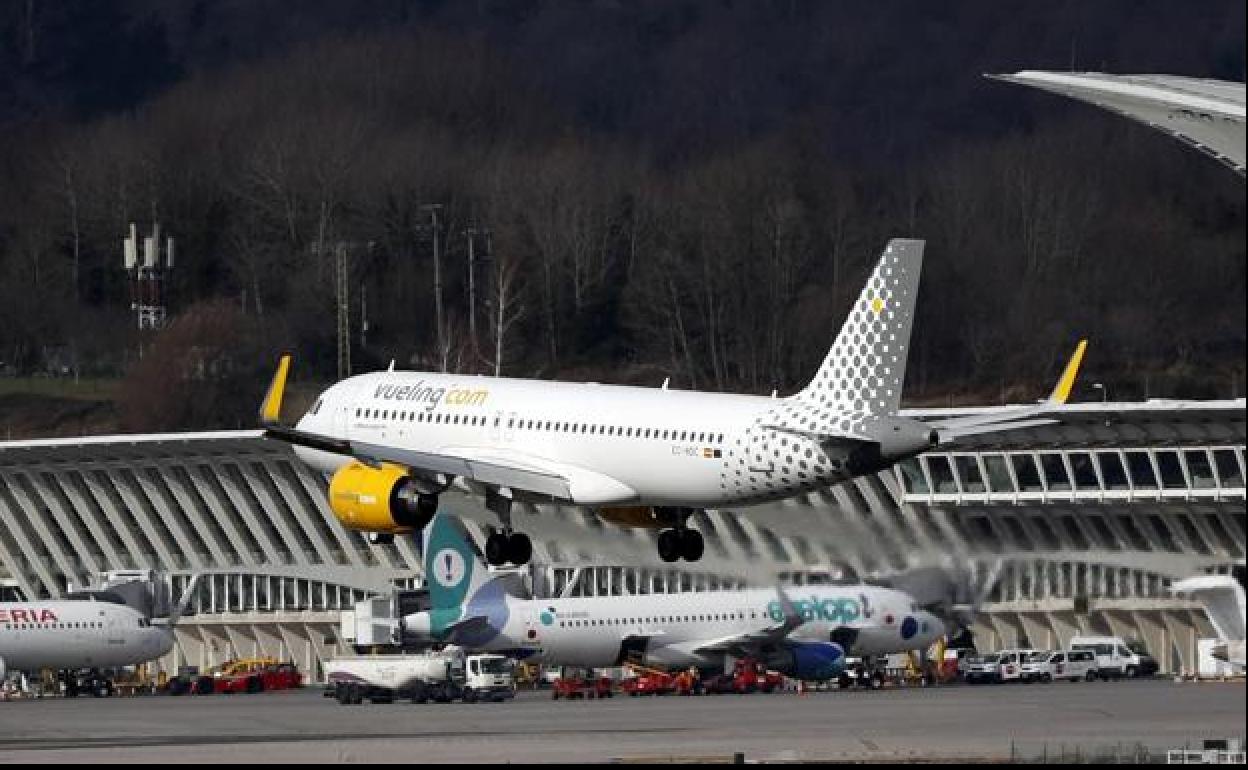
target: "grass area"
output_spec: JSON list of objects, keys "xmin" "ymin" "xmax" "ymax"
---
[{"xmin": 0, "ymin": 377, "xmax": 122, "ymax": 402}]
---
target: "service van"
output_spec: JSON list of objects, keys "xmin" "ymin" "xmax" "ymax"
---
[
  {"xmin": 993, "ymin": 649, "xmax": 1039, "ymax": 682},
  {"xmin": 1069, "ymin": 636, "xmax": 1157, "ymax": 679},
  {"xmin": 1021, "ymin": 649, "xmax": 1097, "ymax": 682}
]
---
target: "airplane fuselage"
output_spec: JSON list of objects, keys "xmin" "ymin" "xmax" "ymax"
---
[
  {"xmin": 296, "ymin": 372, "xmax": 876, "ymax": 508},
  {"xmin": 0, "ymin": 600, "xmax": 173, "ymax": 672},
  {"xmin": 406, "ymin": 584, "xmax": 944, "ymax": 671}
]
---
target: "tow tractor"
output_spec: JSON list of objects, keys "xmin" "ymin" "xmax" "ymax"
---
[
  {"xmin": 551, "ymin": 667, "xmax": 615, "ymax": 699},
  {"xmin": 703, "ymin": 658, "xmax": 785, "ymax": 695},
  {"xmin": 620, "ymin": 665, "xmax": 676, "ymax": 696}
]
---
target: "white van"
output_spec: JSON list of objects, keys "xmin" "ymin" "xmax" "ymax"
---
[
  {"xmin": 1021, "ymin": 649, "xmax": 1097, "ymax": 682},
  {"xmin": 992, "ymin": 649, "xmax": 1039, "ymax": 683},
  {"xmin": 1068, "ymin": 636, "xmax": 1157, "ymax": 679}
]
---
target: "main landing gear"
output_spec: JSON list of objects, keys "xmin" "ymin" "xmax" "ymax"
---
[
  {"xmin": 656, "ymin": 508, "xmax": 704, "ymax": 563},
  {"xmin": 485, "ymin": 530, "xmax": 532, "ymax": 567},
  {"xmin": 484, "ymin": 487, "xmax": 532, "ymax": 566},
  {"xmin": 657, "ymin": 528, "xmax": 704, "ymax": 562}
]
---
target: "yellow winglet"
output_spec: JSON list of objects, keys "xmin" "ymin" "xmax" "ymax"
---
[
  {"xmin": 1047, "ymin": 339, "xmax": 1088, "ymax": 405},
  {"xmin": 259, "ymin": 354, "xmax": 292, "ymax": 425}
]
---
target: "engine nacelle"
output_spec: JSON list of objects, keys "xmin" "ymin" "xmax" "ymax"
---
[
  {"xmin": 766, "ymin": 642, "xmax": 846, "ymax": 681},
  {"xmin": 328, "ymin": 461, "xmax": 436, "ymax": 534}
]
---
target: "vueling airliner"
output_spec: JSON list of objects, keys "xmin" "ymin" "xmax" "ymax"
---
[
  {"xmin": 261, "ymin": 239, "xmax": 1086, "ymax": 565},
  {"xmin": 403, "ymin": 514, "xmax": 944, "ymax": 680}
]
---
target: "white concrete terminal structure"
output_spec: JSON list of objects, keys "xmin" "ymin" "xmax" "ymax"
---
[{"xmin": 1, "ymin": 400, "xmax": 1243, "ymax": 680}]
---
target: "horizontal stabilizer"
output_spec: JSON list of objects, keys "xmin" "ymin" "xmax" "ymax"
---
[{"xmin": 929, "ymin": 340, "xmax": 1087, "ymax": 441}]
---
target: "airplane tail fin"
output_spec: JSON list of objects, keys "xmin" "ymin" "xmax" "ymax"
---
[
  {"xmin": 422, "ymin": 513, "xmax": 491, "ymax": 611},
  {"xmin": 795, "ymin": 239, "xmax": 924, "ymax": 416}
]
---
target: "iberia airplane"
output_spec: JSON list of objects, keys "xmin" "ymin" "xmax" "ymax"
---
[
  {"xmin": 261, "ymin": 239, "xmax": 1086, "ymax": 566},
  {"xmin": 1, "ymin": 598, "xmax": 171, "ymax": 682}
]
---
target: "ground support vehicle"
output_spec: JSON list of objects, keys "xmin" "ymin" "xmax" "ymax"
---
[
  {"xmin": 550, "ymin": 667, "xmax": 614, "ymax": 700},
  {"xmin": 621, "ymin": 668, "xmax": 676, "ymax": 696},
  {"xmin": 1021, "ymin": 650, "xmax": 1098, "ymax": 683},
  {"xmin": 326, "ymin": 649, "xmax": 513, "ymax": 704},
  {"xmin": 704, "ymin": 658, "xmax": 785, "ymax": 694},
  {"xmin": 186, "ymin": 658, "xmax": 302, "ymax": 695},
  {"xmin": 1070, "ymin": 636, "xmax": 1158, "ymax": 679}
]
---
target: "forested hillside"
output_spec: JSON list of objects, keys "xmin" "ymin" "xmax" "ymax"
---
[{"xmin": 0, "ymin": 1, "xmax": 1243, "ymax": 433}]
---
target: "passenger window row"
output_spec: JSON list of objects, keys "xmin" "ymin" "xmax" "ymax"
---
[
  {"xmin": 1, "ymin": 621, "xmax": 104, "ymax": 630},
  {"xmin": 353, "ymin": 407, "xmax": 726, "ymax": 445},
  {"xmin": 899, "ymin": 448, "xmax": 1245, "ymax": 496},
  {"xmin": 557, "ymin": 610, "xmax": 756, "ymax": 628}
]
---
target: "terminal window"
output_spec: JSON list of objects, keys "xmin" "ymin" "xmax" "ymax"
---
[
  {"xmin": 1068, "ymin": 452, "xmax": 1100, "ymax": 490},
  {"xmin": 982, "ymin": 454, "xmax": 1014, "ymax": 494},
  {"xmin": 1039, "ymin": 453, "xmax": 1071, "ymax": 491},
  {"xmin": 1155, "ymin": 451, "xmax": 1187, "ymax": 489},
  {"xmin": 925, "ymin": 456, "xmax": 958, "ymax": 494},
  {"xmin": 1183, "ymin": 450, "xmax": 1216, "ymax": 489},
  {"xmin": 1096, "ymin": 451, "xmax": 1130, "ymax": 490},
  {"xmin": 1125, "ymin": 451, "xmax": 1158, "ymax": 489},
  {"xmin": 953, "ymin": 455, "xmax": 986, "ymax": 493},
  {"xmin": 1212, "ymin": 449, "xmax": 1244, "ymax": 487},
  {"xmin": 1010, "ymin": 454, "xmax": 1044, "ymax": 492}
]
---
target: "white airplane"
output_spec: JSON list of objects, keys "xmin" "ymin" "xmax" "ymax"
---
[
  {"xmin": 402, "ymin": 514, "xmax": 944, "ymax": 680},
  {"xmin": 0, "ymin": 595, "xmax": 173, "ymax": 682},
  {"xmin": 263, "ymin": 238, "xmax": 1086, "ymax": 565}
]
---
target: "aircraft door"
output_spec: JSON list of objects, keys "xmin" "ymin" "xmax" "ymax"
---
[
  {"xmin": 105, "ymin": 611, "xmax": 125, "ymax": 646},
  {"xmin": 521, "ymin": 606, "xmax": 543, "ymax": 657}
]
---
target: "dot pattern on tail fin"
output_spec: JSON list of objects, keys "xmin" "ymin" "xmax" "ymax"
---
[
  {"xmin": 715, "ymin": 240, "xmax": 924, "ymax": 504},
  {"xmin": 799, "ymin": 239, "xmax": 922, "ymax": 416}
]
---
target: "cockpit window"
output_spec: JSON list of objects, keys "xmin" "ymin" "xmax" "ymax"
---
[{"xmin": 308, "ymin": 398, "xmax": 323, "ymax": 416}]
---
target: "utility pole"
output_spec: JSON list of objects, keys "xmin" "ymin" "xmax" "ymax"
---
[
  {"xmin": 466, "ymin": 224, "xmax": 491, "ymax": 357},
  {"xmin": 467, "ymin": 226, "xmax": 478, "ymax": 352},
  {"xmin": 336, "ymin": 243, "xmax": 350, "ymax": 380},
  {"xmin": 422, "ymin": 203, "xmax": 446, "ymax": 370}
]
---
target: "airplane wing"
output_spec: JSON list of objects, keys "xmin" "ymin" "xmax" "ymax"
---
[
  {"xmin": 258, "ymin": 355, "xmax": 636, "ymax": 505},
  {"xmin": 442, "ymin": 615, "xmax": 494, "ymax": 644},
  {"xmin": 692, "ymin": 586, "xmax": 807, "ymax": 657},
  {"xmin": 925, "ymin": 339, "xmax": 1088, "ymax": 440}
]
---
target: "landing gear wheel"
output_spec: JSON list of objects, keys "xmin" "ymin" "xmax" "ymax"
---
[
  {"xmin": 485, "ymin": 532, "xmax": 509, "ymax": 566},
  {"xmin": 679, "ymin": 529, "xmax": 704, "ymax": 561},
  {"xmin": 506, "ymin": 532, "xmax": 532, "ymax": 565},
  {"xmin": 657, "ymin": 529, "xmax": 682, "ymax": 563}
]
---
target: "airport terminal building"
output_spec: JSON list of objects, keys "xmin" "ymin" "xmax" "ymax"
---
[{"xmin": 0, "ymin": 399, "xmax": 1243, "ymax": 679}]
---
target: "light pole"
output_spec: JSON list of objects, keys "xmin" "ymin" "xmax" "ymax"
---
[{"xmin": 1091, "ymin": 382, "xmax": 1108, "ymax": 404}]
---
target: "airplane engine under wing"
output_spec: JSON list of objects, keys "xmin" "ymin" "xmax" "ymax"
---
[
  {"xmin": 328, "ymin": 461, "xmax": 437, "ymax": 534},
  {"xmin": 766, "ymin": 641, "xmax": 847, "ymax": 681}
]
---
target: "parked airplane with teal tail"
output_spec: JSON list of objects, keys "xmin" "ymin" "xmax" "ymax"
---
[{"xmin": 404, "ymin": 514, "xmax": 944, "ymax": 680}]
